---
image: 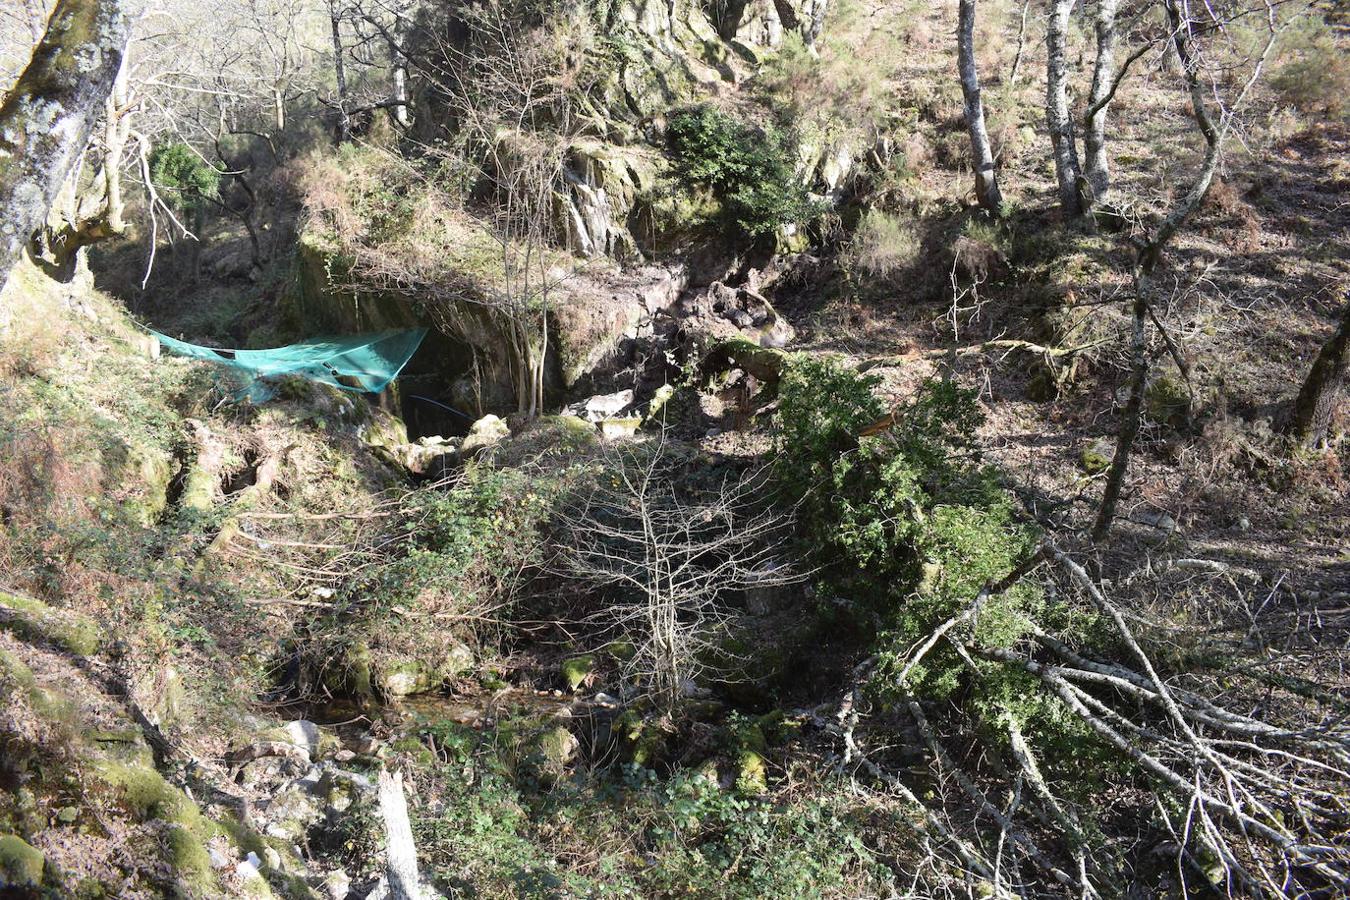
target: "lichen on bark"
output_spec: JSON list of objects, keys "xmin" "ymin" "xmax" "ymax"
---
[{"xmin": 0, "ymin": 0, "xmax": 130, "ymax": 294}]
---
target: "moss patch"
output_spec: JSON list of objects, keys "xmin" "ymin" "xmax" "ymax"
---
[
  {"xmin": 0, "ymin": 591, "xmax": 102, "ymax": 657},
  {"xmin": 561, "ymin": 655, "xmax": 595, "ymax": 691}
]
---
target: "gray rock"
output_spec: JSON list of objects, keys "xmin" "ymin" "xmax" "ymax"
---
[
  {"xmin": 283, "ymin": 720, "xmax": 322, "ymax": 757},
  {"xmin": 322, "ymin": 869, "xmax": 351, "ymax": 900},
  {"xmin": 237, "ymin": 852, "xmax": 263, "ymax": 881},
  {"xmin": 461, "ymin": 415, "xmax": 510, "ymax": 456},
  {"xmin": 1134, "ymin": 509, "xmax": 1179, "ymax": 534},
  {"xmin": 315, "ymin": 769, "xmax": 375, "ymax": 814},
  {"xmin": 263, "ymin": 786, "xmax": 324, "ymax": 842},
  {"xmin": 567, "ymin": 389, "xmax": 636, "ymax": 423}
]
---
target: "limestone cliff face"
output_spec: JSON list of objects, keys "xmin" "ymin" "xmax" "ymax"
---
[{"xmin": 555, "ymin": 0, "xmax": 835, "ymax": 264}]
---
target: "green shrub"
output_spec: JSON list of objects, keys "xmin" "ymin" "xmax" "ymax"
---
[
  {"xmin": 666, "ymin": 106, "xmax": 821, "ymax": 238},
  {"xmin": 774, "ymin": 357, "xmax": 1041, "ymax": 697},
  {"xmin": 148, "ymin": 143, "xmax": 221, "ymax": 213},
  {"xmin": 843, "ymin": 209, "xmax": 922, "ymax": 278},
  {"xmin": 1269, "ymin": 16, "xmax": 1350, "ymax": 121},
  {"xmin": 771, "ymin": 357, "xmax": 1121, "ymax": 799}
]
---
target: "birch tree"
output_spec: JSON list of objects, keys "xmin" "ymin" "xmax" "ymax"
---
[
  {"xmin": 1082, "ymin": 0, "xmax": 1118, "ymax": 197},
  {"xmin": 1045, "ymin": 0, "xmax": 1085, "ymax": 218},
  {"xmin": 958, "ymin": 0, "xmax": 1003, "ymax": 217},
  {"xmin": 0, "ymin": 0, "xmax": 131, "ymax": 293}
]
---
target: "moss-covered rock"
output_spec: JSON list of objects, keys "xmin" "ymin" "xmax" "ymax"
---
[
  {"xmin": 612, "ymin": 709, "xmax": 667, "ymax": 767},
  {"xmin": 1145, "ymin": 372, "xmax": 1193, "ymax": 429},
  {"xmin": 606, "ymin": 639, "xmax": 637, "ymax": 662},
  {"xmin": 561, "ymin": 655, "xmax": 596, "ymax": 691},
  {"xmin": 599, "ymin": 417, "xmax": 642, "ymax": 440},
  {"xmin": 179, "ymin": 461, "xmax": 218, "ymax": 514},
  {"xmin": 90, "ymin": 760, "xmax": 227, "ymax": 896},
  {"xmin": 377, "ymin": 659, "xmax": 440, "ymax": 699},
  {"xmin": 461, "ymin": 415, "xmax": 511, "ymax": 457},
  {"xmin": 532, "ymin": 725, "xmax": 580, "ymax": 781},
  {"xmin": 0, "ymin": 834, "xmax": 44, "ymax": 889},
  {"xmin": 0, "ymin": 591, "xmax": 102, "ymax": 657},
  {"xmin": 261, "ymin": 785, "xmax": 323, "ymax": 843},
  {"xmin": 372, "ymin": 640, "xmax": 473, "ymax": 700},
  {"xmin": 1079, "ymin": 441, "xmax": 1113, "ymax": 475},
  {"xmin": 117, "ymin": 442, "xmax": 175, "ymax": 526},
  {"xmin": 734, "ymin": 748, "xmax": 768, "ymax": 795}
]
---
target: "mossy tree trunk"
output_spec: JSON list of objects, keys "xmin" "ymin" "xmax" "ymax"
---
[
  {"xmin": 0, "ymin": 0, "xmax": 131, "ymax": 294},
  {"xmin": 1290, "ymin": 295, "xmax": 1350, "ymax": 449}
]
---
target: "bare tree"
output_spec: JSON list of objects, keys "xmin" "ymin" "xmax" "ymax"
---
[
  {"xmin": 1008, "ymin": 0, "xmax": 1031, "ymax": 83},
  {"xmin": 831, "ymin": 541, "xmax": 1350, "ymax": 896},
  {"xmin": 329, "ymin": 0, "xmax": 352, "ymax": 143},
  {"xmin": 958, "ymin": 0, "xmax": 1003, "ymax": 217},
  {"xmin": 1289, "ymin": 291, "xmax": 1350, "ymax": 448},
  {"xmin": 385, "ymin": 0, "xmax": 592, "ymax": 416},
  {"xmin": 0, "ymin": 0, "xmax": 131, "ymax": 293},
  {"xmin": 553, "ymin": 435, "xmax": 798, "ymax": 709},
  {"xmin": 1093, "ymin": 0, "xmax": 1280, "ymax": 540}
]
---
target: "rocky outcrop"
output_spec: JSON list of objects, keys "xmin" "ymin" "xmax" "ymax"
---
[
  {"xmin": 560, "ymin": 1, "xmax": 844, "ymax": 264},
  {"xmin": 293, "ymin": 222, "xmax": 688, "ymax": 420},
  {"xmin": 559, "ymin": 142, "xmax": 661, "ymax": 261}
]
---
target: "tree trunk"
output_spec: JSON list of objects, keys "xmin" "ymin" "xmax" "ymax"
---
[
  {"xmin": 1009, "ymin": 0, "xmax": 1031, "ymax": 83},
  {"xmin": 188, "ymin": 204, "xmax": 205, "ymax": 284},
  {"xmin": 273, "ymin": 88, "xmax": 287, "ymax": 131},
  {"xmin": 96, "ymin": 62, "xmax": 131, "ymax": 235},
  {"xmin": 1083, "ymin": 0, "xmax": 1119, "ymax": 199},
  {"xmin": 0, "ymin": 0, "xmax": 131, "ymax": 294},
  {"xmin": 390, "ymin": 41, "xmax": 410, "ymax": 128},
  {"xmin": 1046, "ymin": 0, "xmax": 1085, "ymax": 218},
  {"xmin": 1093, "ymin": 0, "xmax": 1277, "ymax": 539},
  {"xmin": 1290, "ymin": 295, "xmax": 1350, "ymax": 448},
  {"xmin": 805, "ymin": 0, "xmax": 830, "ymax": 48},
  {"xmin": 958, "ymin": 0, "xmax": 1003, "ymax": 217},
  {"xmin": 330, "ymin": 1, "xmax": 351, "ymax": 144},
  {"xmin": 1092, "ymin": 287, "xmax": 1147, "ymax": 541}
]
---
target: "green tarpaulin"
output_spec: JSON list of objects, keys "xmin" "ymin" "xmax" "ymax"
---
[{"xmin": 152, "ymin": 328, "xmax": 428, "ymax": 402}]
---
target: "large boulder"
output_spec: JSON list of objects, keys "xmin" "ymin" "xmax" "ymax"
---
[
  {"xmin": 531, "ymin": 726, "xmax": 580, "ymax": 782},
  {"xmin": 461, "ymin": 415, "xmax": 511, "ymax": 457},
  {"xmin": 566, "ymin": 390, "xmax": 636, "ymax": 423},
  {"xmin": 0, "ymin": 835, "xmax": 44, "ymax": 890}
]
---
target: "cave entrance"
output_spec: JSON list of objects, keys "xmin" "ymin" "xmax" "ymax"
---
[{"xmin": 395, "ymin": 328, "xmax": 477, "ymax": 441}]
